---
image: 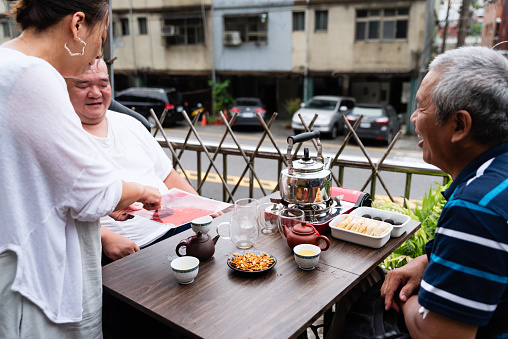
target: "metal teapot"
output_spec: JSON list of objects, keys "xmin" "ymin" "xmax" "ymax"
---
[{"xmin": 279, "ymin": 131, "xmax": 332, "ymax": 205}]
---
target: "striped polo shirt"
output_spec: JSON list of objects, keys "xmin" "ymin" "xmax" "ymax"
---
[{"xmin": 419, "ymin": 142, "xmax": 508, "ymax": 338}]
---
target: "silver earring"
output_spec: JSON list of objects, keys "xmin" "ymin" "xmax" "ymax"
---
[{"xmin": 64, "ymin": 37, "xmax": 86, "ymax": 56}]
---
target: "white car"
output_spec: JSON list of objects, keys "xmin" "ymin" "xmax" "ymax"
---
[{"xmin": 291, "ymin": 96, "xmax": 356, "ymax": 139}]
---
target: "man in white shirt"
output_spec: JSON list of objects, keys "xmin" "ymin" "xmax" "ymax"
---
[
  {"xmin": 66, "ymin": 59, "xmax": 201, "ymax": 338},
  {"xmin": 65, "ymin": 59, "xmax": 199, "ymax": 264}
]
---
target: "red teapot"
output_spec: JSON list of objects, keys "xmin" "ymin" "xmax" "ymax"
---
[{"xmin": 285, "ymin": 222, "xmax": 330, "ymax": 251}]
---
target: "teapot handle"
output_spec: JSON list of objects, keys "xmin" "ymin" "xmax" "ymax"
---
[
  {"xmin": 286, "ymin": 131, "xmax": 323, "ymax": 172},
  {"xmin": 175, "ymin": 240, "xmax": 188, "ymax": 257},
  {"xmin": 287, "ymin": 130, "xmax": 320, "ymax": 144},
  {"xmin": 318, "ymin": 235, "xmax": 331, "ymax": 251}
]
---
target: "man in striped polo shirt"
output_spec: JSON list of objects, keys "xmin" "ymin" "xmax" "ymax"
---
[{"xmin": 380, "ymin": 46, "xmax": 508, "ymax": 338}]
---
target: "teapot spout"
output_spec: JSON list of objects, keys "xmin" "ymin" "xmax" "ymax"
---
[{"xmin": 212, "ymin": 234, "xmax": 220, "ymax": 245}]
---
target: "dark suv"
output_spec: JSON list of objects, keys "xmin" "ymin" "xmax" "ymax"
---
[
  {"xmin": 114, "ymin": 87, "xmax": 183, "ymax": 127},
  {"xmin": 344, "ymin": 103, "xmax": 401, "ymax": 145}
]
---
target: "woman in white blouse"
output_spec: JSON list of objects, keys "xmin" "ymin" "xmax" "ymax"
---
[{"xmin": 0, "ymin": 1, "xmax": 161, "ymax": 337}]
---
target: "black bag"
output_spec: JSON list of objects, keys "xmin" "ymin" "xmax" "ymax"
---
[{"xmin": 341, "ymin": 279, "xmax": 411, "ymax": 339}]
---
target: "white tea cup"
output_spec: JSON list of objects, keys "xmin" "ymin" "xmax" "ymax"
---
[
  {"xmin": 293, "ymin": 244, "xmax": 321, "ymax": 270},
  {"xmin": 170, "ymin": 256, "xmax": 199, "ymax": 284},
  {"xmin": 191, "ymin": 215, "xmax": 213, "ymax": 234}
]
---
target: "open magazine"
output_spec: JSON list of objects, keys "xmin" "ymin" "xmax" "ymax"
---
[{"xmin": 128, "ymin": 188, "xmax": 232, "ymax": 226}]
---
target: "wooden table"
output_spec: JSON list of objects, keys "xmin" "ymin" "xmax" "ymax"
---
[{"xmin": 102, "ymin": 195, "xmax": 420, "ymax": 339}]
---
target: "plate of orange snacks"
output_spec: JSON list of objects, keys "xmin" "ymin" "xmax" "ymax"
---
[{"xmin": 227, "ymin": 250, "xmax": 276, "ymax": 273}]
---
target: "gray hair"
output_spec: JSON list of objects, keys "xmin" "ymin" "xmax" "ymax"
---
[{"xmin": 429, "ymin": 46, "xmax": 508, "ymax": 144}]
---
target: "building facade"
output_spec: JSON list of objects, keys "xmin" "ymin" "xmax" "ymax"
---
[
  {"xmin": 482, "ymin": 0, "xmax": 508, "ymax": 50},
  {"xmin": 0, "ymin": 0, "xmax": 430, "ymax": 119},
  {"xmin": 111, "ymin": 0, "xmax": 215, "ymax": 108}
]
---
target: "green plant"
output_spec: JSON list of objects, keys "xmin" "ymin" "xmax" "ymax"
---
[
  {"xmin": 283, "ymin": 98, "xmax": 303, "ymax": 128},
  {"xmin": 208, "ymin": 80, "xmax": 234, "ymax": 115},
  {"xmin": 374, "ymin": 178, "xmax": 451, "ymax": 270},
  {"xmin": 284, "ymin": 98, "xmax": 302, "ymax": 117}
]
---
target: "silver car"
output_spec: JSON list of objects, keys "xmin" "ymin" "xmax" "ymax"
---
[{"xmin": 291, "ymin": 96, "xmax": 356, "ymax": 139}]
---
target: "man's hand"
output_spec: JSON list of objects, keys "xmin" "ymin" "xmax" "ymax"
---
[
  {"xmin": 109, "ymin": 207, "xmax": 134, "ymax": 221},
  {"xmin": 210, "ymin": 211, "xmax": 224, "ymax": 218},
  {"xmin": 380, "ymin": 254, "xmax": 428, "ymax": 312},
  {"xmin": 101, "ymin": 227, "xmax": 140, "ymax": 261}
]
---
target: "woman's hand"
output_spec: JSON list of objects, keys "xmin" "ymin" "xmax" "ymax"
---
[
  {"xmin": 138, "ymin": 185, "xmax": 162, "ymax": 210},
  {"xmin": 116, "ymin": 182, "xmax": 162, "ymax": 211}
]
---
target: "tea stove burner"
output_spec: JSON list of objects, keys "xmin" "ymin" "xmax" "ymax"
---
[{"xmin": 279, "ymin": 198, "xmax": 341, "ymax": 225}]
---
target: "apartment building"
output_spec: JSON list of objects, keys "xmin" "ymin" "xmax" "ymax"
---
[
  {"xmin": 110, "ymin": 0, "xmax": 427, "ymax": 117},
  {"xmin": 0, "ymin": 1, "xmax": 16, "ymax": 45},
  {"xmin": 482, "ymin": 0, "xmax": 508, "ymax": 50},
  {"xmin": 0, "ymin": 0, "xmax": 430, "ymax": 117},
  {"xmin": 291, "ymin": 0, "xmax": 426, "ymax": 115},
  {"xmin": 110, "ymin": 0, "xmax": 214, "ymax": 107}
]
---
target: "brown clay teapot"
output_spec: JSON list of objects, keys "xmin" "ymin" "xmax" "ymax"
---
[
  {"xmin": 285, "ymin": 222, "xmax": 330, "ymax": 251},
  {"xmin": 176, "ymin": 233, "xmax": 220, "ymax": 262}
]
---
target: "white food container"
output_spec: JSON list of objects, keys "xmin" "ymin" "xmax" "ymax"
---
[
  {"xmin": 349, "ymin": 207, "xmax": 411, "ymax": 237},
  {"xmin": 329, "ymin": 214, "xmax": 393, "ymax": 248}
]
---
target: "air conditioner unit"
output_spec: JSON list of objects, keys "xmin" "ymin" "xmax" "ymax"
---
[
  {"xmin": 161, "ymin": 25, "xmax": 180, "ymax": 37},
  {"xmin": 223, "ymin": 31, "xmax": 242, "ymax": 46}
]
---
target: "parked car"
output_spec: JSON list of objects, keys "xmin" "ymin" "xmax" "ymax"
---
[
  {"xmin": 114, "ymin": 87, "xmax": 183, "ymax": 127},
  {"xmin": 344, "ymin": 103, "xmax": 401, "ymax": 145},
  {"xmin": 229, "ymin": 97, "xmax": 267, "ymax": 127},
  {"xmin": 291, "ymin": 96, "xmax": 356, "ymax": 139}
]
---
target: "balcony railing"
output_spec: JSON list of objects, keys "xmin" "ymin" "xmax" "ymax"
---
[{"xmin": 152, "ymin": 110, "xmax": 449, "ymax": 206}]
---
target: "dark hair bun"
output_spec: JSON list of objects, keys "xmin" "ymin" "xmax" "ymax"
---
[{"xmin": 11, "ymin": 0, "xmax": 108, "ymax": 32}]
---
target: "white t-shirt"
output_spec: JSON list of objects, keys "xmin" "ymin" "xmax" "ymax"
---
[
  {"xmin": 0, "ymin": 48, "xmax": 122, "ymax": 323},
  {"xmin": 88, "ymin": 110, "xmax": 173, "ymax": 247}
]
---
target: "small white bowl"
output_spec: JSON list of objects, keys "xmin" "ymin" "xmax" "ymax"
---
[
  {"xmin": 293, "ymin": 244, "xmax": 321, "ymax": 270},
  {"xmin": 191, "ymin": 215, "xmax": 213, "ymax": 234},
  {"xmin": 170, "ymin": 256, "xmax": 199, "ymax": 284}
]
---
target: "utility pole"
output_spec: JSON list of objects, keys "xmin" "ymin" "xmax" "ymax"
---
[
  {"xmin": 441, "ymin": 0, "xmax": 452, "ymax": 53},
  {"xmin": 303, "ymin": 0, "xmax": 310, "ymax": 103},
  {"xmin": 457, "ymin": 0, "xmax": 472, "ymax": 47},
  {"xmin": 105, "ymin": 2, "xmax": 114, "ymax": 91},
  {"xmin": 408, "ymin": 0, "xmax": 435, "ymax": 135}
]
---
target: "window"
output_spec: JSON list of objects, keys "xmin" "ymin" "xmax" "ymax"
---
[
  {"xmin": 355, "ymin": 8, "xmax": 409, "ymax": 41},
  {"xmin": 224, "ymin": 13, "xmax": 268, "ymax": 45},
  {"xmin": 120, "ymin": 18, "xmax": 129, "ymax": 36},
  {"xmin": 293, "ymin": 12, "xmax": 305, "ymax": 31},
  {"xmin": 138, "ymin": 17, "xmax": 147, "ymax": 35},
  {"xmin": 1, "ymin": 22, "xmax": 10, "ymax": 38},
  {"xmin": 163, "ymin": 17, "xmax": 204, "ymax": 45},
  {"xmin": 315, "ymin": 10, "xmax": 328, "ymax": 31}
]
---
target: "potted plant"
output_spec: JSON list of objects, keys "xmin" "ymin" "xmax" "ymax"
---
[
  {"xmin": 283, "ymin": 98, "xmax": 302, "ymax": 129},
  {"xmin": 208, "ymin": 80, "xmax": 234, "ymax": 125}
]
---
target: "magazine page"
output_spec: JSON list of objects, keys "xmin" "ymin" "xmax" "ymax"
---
[{"xmin": 129, "ymin": 188, "xmax": 232, "ymax": 226}]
